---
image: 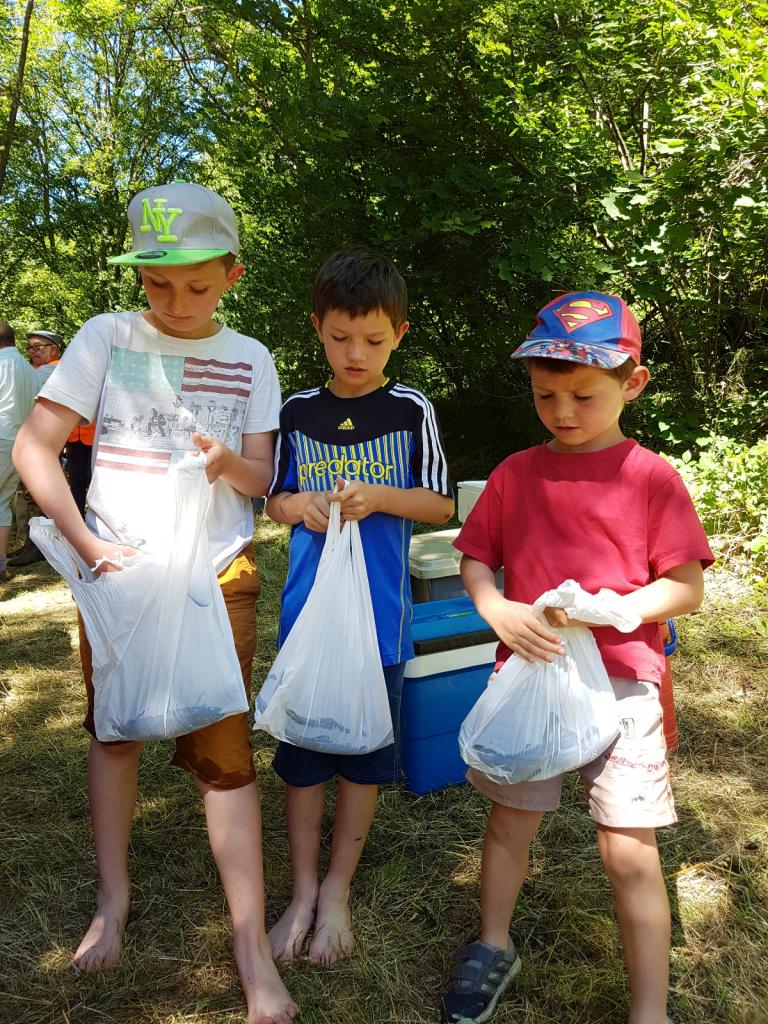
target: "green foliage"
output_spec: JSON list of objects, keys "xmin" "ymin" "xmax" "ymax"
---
[
  {"xmin": 666, "ymin": 437, "xmax": 768, "ymax": 586},
  {"xmin": 176, "ymin": 0, "xmax": 768, "ymax": 405},
  {"xmin": 632, "ymin": 353, "xmax": 768, "ymax": 463},
  {"xmin": 0, "ymin": 0, "xmax": 205, "ymax": 339},
  {"xmin": 0, "ymin": 0, "xmax": 766, "ymax": 466}
]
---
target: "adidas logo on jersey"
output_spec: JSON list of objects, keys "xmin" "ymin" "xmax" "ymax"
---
[{"xmin": 337, "ymin": 418, "xmax": 355, "ymax": 430}]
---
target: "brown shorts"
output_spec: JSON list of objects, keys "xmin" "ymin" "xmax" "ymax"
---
[
  {"xmin": 467, "ymin": 677, "xmax": 677, "ymax": 829},
  {"xmin": 79, "ymin": 545, "xmax": 260, "ymax": 790}
]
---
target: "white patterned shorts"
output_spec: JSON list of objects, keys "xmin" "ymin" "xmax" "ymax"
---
[{"xmin": 467, "ymin": 676, "xmax": 677, "ymax": 828}]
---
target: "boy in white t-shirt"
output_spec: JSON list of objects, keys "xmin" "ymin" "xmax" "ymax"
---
[{"xmin": 13, "ymin": 184, "xmax": 298, "ymax": 1024}]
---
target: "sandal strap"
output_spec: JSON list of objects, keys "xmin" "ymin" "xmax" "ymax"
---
[
  {"xmin": 441, "ymin": 937, "xmax": 521, "ymax": 1023},
  {"xmin": 452, "ymin": 962, "xmax": 509, "ymax": 985},
  {"xmin": 449, "ymin": 939, "xmax": 517, "ymax": 990}
]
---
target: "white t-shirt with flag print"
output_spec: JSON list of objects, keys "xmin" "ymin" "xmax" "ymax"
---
[{"xmin": 40, "ymin": 311, "xmax": 281, "ymax": 571}]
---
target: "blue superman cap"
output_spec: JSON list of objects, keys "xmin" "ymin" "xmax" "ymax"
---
[{"xmin": 511, "ymin": 291, "xmax": 642, "ymax": 368}]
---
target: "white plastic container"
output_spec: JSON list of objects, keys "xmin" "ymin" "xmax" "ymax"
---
[
  {"xmin": 409, "ymin": 528, "xmax": 463, "ymax": 603},
  {"xmin": 457, "ymin": 480, "xmax": 487, "ymax": 523},
  {"xmin": 409, "ymin": 527, "xmax": 503, "ymax": 603}
]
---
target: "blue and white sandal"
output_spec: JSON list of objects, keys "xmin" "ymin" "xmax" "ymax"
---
[{"xmin": 441, "ymin": 937, "xmax": 521, "ymax": 1023}]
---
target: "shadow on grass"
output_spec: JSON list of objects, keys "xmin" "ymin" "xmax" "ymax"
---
[
  {"xmin": 420, "ymin": 778, "xmax": 767, "ymax": 1024},
  {"xmin": 4, "ymin": 660, "xmax": 766, "ymax": 1023},
  {"xmin": 1, "ymin": 556, "xmax": 64, "ymax": 592},
  {"xmin": 0, "ymin": 604, "xmax": 360, "ymax": 1023},
  {"xmin": 0, "ymin": 609, "xmax": 237, "ymax": 1024},
  {"xmin": 0, "ymin": 617, "xmax": 75, "ymax": 671},
  {"xmin": 3, "ymin": 551, "xmax": 767, "ymax": 1024},
  {"xmin": 675, "ymin": 704, "xmax": 768, "ymax": 797}
]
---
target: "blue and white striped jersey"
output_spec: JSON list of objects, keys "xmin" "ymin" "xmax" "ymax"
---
[{"xmin": 270, "ymin": 381, "xmax": 452, "ymax": 665}]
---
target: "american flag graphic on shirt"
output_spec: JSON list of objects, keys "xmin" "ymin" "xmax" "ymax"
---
[
  {"xmin": 95, "ymin": 444, "xmax": 173, "ymax": 475},
  {"xmin": 180, "ymin": 357, "xmax": 253, "ymax": 400},
  {"xmin": 94, "ymin": 346, "xmax": 253, "ymax": 475}
]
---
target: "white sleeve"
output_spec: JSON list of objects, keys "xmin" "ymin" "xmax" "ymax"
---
[
  {"xmin": 39, "ymin": 315, "xmax": 114, "ymax": 422},
  {"xmin": 242, "ymin": 344, "xmax": 281, "ymax": 435}
]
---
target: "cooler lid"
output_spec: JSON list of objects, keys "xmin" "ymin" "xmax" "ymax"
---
[
  {"xmin": 411, "ymin": 595, "xmax": 496, "ymax": 654},
  {"xmin": 409, "ymin": 528, "xmax": 461, "ymax": 579}
]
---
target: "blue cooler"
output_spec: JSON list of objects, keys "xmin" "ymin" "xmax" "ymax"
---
[{"xmin": 401, "ymin": 596, "xmax": 497, "ymax": 795}]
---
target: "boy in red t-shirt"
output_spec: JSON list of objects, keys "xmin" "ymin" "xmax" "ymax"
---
[{"xmin": 441, "ymin": 292, "xmax": 713, "ymax": 1024}]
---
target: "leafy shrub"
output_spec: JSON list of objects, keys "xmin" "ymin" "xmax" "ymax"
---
[{"xmin": 665, "ymin": 437, "xmax": 768, "ymax": 586}]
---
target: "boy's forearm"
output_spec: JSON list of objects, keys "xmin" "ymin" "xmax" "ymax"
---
[
  {"xmin": 460, "ymin": 554, "xmax": 564, "ymax": 660},
  {"xmin": 266, "ymin": 490, "xmax": 313, "ymax": 525},
  {"xmin": 620, "ymin": 561, "xmax": 705, "ymax": 623},
  {"xmin": 13, "ymin": 429, "xmax": 98, "ymax": 560},
  {"xmin": 200, "ymin": 430, "xmax": 276, "ymax": 498},
  {"xmin": 460, "ymin": 555, "xmax": 505, "ymax": 616},
  {"xmin": 217, "ymin": 449, "xmax": 274, "ymax": 498},
  {"xmin": 373, "ymin": 485, "xmax": 454, "ymax": 524}
]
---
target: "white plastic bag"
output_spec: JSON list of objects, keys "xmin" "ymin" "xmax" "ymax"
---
[
  {"xmin": 459, "ymin": 580, "xmax": 641, "ymax": 784},
  {"xmin": 253, "ymin": 499, "xmax": 393, "ymax": 754},
  {"xmin": 30, "ymin": 456, "xmax": 247, "ymax": 741}
]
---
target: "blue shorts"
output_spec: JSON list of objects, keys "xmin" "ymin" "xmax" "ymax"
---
[{"xmin": 272, "ymin": 662, "xmax": 406, "ymax": 787}]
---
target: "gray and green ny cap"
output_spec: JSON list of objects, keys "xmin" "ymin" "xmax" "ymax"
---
[{"xmin": 108, "ymin": 182, "xmax": 239, "ymax": 266}]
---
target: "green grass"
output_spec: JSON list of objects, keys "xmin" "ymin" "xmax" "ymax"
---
[{"xmin": 1, "ymin": 518, "xmax": 767, "ymax": 1024}]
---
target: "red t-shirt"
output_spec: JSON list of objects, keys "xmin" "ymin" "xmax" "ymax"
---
[{"xmin": 455, "ymin": 439, "xmax": 714, "ymax": 683}]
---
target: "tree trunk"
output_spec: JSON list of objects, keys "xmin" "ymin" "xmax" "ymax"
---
[{"xmin": 0, "ymin": 0, "xmax": 35, "ymax": 196}]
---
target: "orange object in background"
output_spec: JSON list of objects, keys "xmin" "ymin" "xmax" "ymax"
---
[
  {"xmin": 68, "ymin": 421, "xmax": 96, "ymax": 445},
  {"xmin": 660, "ymin": 622, "xmax": 678, "ymax": 753}
]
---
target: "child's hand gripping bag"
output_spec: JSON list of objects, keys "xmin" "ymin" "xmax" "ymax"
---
[
  {"xmin": 253, "ymin": 499, "xmax": 393, "ymax": 754},
  {"xmin": 459, "ymin": 579, "xmax": 641, "ymax": 784},
  {"xmin": 31, "ymin": 455, "xmax": 247, "ymax": 741}
]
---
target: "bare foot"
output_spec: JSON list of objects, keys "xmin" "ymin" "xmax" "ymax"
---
[
  {"xmin": 235, "ymin": 931, "xmax": 299, "ymax": 1024},
  {"xmin": 308, "ymin": 892, "xmax": 355, "ymax": 966},
  {"xmin": 72, "ymin": 892, "xmax": 129, "ymax": 972},
  {"xmin": 268, "ymin": 895, "xmax": 317, "ymax": 961}
]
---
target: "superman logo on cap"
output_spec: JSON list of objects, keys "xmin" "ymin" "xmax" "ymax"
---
[{"xmin": 554, "ymin": 298, "xmax": 613, "ymax": 334}]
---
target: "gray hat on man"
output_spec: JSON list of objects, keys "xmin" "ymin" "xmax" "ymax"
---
[{"xmin": 27, "ymin": 330, "xmax": 62, "ymax": 345}]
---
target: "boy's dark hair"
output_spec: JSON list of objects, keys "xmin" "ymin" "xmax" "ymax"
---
[
  {"xmin": 220, "ymin": 253, "xmax": 237, "ymax": 272},
  {"xmin": 524, "ymin": 356, "xmax": 637, "ymax": 383},
  {"xmin": 313, "ymin": 248, "xmax": 407, "ymax": 328}
]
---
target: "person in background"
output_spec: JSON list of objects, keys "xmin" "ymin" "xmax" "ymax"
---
[
  {"xmin": 27, "ymin": 330, "xmax": 62, "ymax": 383},
  {"xmin": 11, "ymin": 330, "xmax": 95, "ymax": 566},
  {"xmin": 64, "ymin": 418, "xmax": 95, "ymax": 519},
  {"xmin": 8, "ymin": 330, "xmax": 64, "ymax": 566},
  {"xmin": 0, "ymin": 321, "xmax": 39, "ymax": 581},
  {"xmin": 29, "ymin": 329, "xmax": 96, "ymax": 514}
]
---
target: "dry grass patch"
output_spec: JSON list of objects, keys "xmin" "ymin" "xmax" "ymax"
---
[{"xmin": 1, "ymin": 528, "xmax": 767, "ymax": 1024}]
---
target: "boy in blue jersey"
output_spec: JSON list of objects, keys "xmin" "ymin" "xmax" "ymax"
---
[{"xmin": 266, "ymin": 248, "xmax": 455, "ymax": 964}]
